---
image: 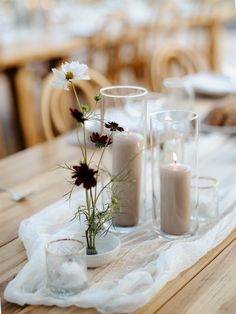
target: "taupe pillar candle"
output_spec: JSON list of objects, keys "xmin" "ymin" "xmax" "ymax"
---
[
  {"xmin": 112, "ymin": 132, "xmax": 143, "ymax": 227},
  {"xmin": 160, "ymin": 159, "xmax": 191, "ymax": 235}
]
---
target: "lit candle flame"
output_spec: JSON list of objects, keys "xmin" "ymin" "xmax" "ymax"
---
[{"xmin": 173, "ymin": 152, "xmax": 177, "ymax": 164}]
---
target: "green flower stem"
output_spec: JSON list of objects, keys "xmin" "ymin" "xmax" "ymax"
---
[
  {"xmin": 85, "ymin": 229, "xmax": 89, "ymax": 248},
  {"xmin": 94, "ymin": 177, "xmax": 113, "ymax": 205},
  {"xmin": 89, "ymin": 188, "xmax": 96, "ymax": 251},
  {"xmin": 85, "ymin": 189, "xmax": 90, "ymax": 212},
  {"xmin": 90, "ymin": 187, "xmax": 95, "ymax": 210},
  {"xmin": 71, "ymin": 82, "xmax": 90, "ymax": 221},
  {"xmin": 83, "ymin": 123, "xmax": 87, "ymax": 163},
  {"xmin": 71, "ymin": 83, "xmax": 82, "ymax": 112},
  {"xmin": 89, "ymin": 230, "xmax": 92, "ymax": 248},
  {"xmin": 88, "ymin": 147, "xmax": 99, "ymax": 165},
  {"xmin": 76, "ymin": 127, "xmax": 85, "ymax": 160},
  {"xmin": 71, "ymin": 82, "xmax": 87, "ymax": 163},
  {"xmin": 85, "ymin": 188, "xmax": 97, "ymax": 253},
  {"xmin": 94, "ymin": 143, "xmax": 108, "ymax": 201},
  {"xmin": 71, "ymin": 82, "xmax": 86, "ymax": 162}
]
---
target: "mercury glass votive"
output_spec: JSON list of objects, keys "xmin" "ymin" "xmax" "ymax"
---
[
  {"xmin": 46, "ymin": 239, "xmax": 87, "ymax": 296},
  {"xmin": 151, "ymin": 110, "xmax": 199, "ymax": 240}
]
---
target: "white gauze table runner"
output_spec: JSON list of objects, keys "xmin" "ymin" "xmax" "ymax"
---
[{"xmin": 4, "ymin": 134, "xmax": 236, "ymax": 314}]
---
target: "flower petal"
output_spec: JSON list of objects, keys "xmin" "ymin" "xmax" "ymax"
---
[
  {"xmin": 52, "ymin": 79, "xmax": 69, "ymax": 91},
  {"xmin": 61, "ymin": 62, "xmax": 71, "ymax": 73},
  {"xmin": 52, "ymin": 68, "xmax": 65, "ymax": 80},
  {"xmin": 74, "ymin": 64, "xmax": 89, "ymax": 77},
  {"xmin": 71, "ymin": 74, "xmax": 90, "ymax": 81}
]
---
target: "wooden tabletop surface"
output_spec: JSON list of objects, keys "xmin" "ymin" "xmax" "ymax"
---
[{"xmin": 1, "ymin": 128, "xmax": 236, "ymax": 314}]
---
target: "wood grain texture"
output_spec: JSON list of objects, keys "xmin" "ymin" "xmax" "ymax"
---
[
  {"xmin": 134, "ymin": 228, "xmax": 236, "ymax": 314},
  {"xmin": 0, "ymin": 133, "xmax": 78, "ymax": 247},
  {"xmin": 156, "ymin": 232, "xmax": 236, "ymax": 314},
  {"xmin": 0, "ymin": 133, "xmax": 77, "ymax": 187}
]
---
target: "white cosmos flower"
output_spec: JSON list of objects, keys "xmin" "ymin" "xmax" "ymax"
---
[{"xmin": 52, "ymin": 61, "xmax": 90, "ymax": 91}]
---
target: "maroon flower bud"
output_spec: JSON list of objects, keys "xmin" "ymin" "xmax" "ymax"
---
[
  {"xmin": 104, "ymin": 121, "xmax": 124, "ymax": 132},
  {"xmin": 90, "ymin": 132, "xmax": 112, "ymax": 148},
  {"xmin": 70, "ymin": 108, "xmax": 87, "ymax": 123}
]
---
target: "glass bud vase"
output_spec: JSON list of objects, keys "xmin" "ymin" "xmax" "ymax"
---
[
  {"xmin": 100, "ymin": 86, "xmax": 148, "ymax": 233},
  {"xmin": 150, "ymin": 110, "xmax": 199, "ymax": 240}
]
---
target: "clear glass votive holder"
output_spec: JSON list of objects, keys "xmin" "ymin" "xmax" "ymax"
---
[
  {"xmin": 100, "ymin": 86, "xmax": 148, "ymax": 233},
  {"xmin": 163, "ymin": 77, "xmax": 194, "ymax": 111},
  {"xmin": 46, "ymin": 239, "xmax": 87, "ymax": 296},
  {"xmin": 197, "ymin": 176, "xmax": 219, "ymax": 222},
  {"xmin": 150, "ymin": 110, "xmax": 199, "ymax": 240}
]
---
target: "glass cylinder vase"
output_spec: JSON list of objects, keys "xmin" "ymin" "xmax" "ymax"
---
[
  {"xmin": 163, "ymin": 77, "xmax": 195, "ymax": 111},
  {"xmin": 100, "ymin": 86, "xmax": 148, "ymax": 233},
  {"xmin": 150, "ymin": 110, "xmax": 198, "ymax": 240}
]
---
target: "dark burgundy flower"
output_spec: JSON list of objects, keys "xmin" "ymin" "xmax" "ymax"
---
[
  {"xmin": 70, "ymin": 108, "xmax": 87, "ymax": 124},
  {"xmin": 90, "ymin": 132, "xmax": 112, "ymax": 148},
  {"xmin": 72, "ymin": 162, "xmax": 98, "ymax": 189},
  {"xmin": 104, "ymin": 121, "xmax": 124, "ymax": 132}
]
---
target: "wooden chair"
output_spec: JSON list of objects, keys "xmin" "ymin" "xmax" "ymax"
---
[
  {"xmin": 41, "ymin": 68, "xmax": 111, "ymax": 140},
  {"xmin": 15, "ymin": 65, "xmax": 45, "ymax": 147},
  {"xmin": 0, "ymin": 127, "xmax": 7, "ymax": 158},
  {"xmin": 150, "ymin": 44, "xmax": 205, "ymax": 91}
]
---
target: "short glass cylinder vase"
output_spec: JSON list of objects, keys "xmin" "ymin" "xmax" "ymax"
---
[
  {"xmin": 100, "ymin": 86, "xmax": 148, "ymax": 233},
  {"xmin": 197, "ymin": 176, "xmax": 219, "ymax": 222},
  {"xmin": 46, "ymin": 239, "xmax": 87, "ymax": 296},
  {"xmin": 150, "ymin": 110, "xmax": 199, "ymax": 240}
]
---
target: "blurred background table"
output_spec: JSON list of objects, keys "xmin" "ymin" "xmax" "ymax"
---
[{"xmin": 0, "ymin": 0, "xmax": 235, "ymax": 156}]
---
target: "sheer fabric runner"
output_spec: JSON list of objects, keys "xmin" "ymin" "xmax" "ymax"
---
[{"xmin": 4, "ymin": 134, "xmax": 236, "ymax": 314}]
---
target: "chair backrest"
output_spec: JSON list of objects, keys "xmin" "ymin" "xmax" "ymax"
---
[
  {"xmin": 150, "ymin": 44, "xmax": 204, "ymax": 91},
  {"xmin": 0, "ymin": 127, "xmax": 7, "ymax": 158},
  {"xmin": 41, "ymin": 68, "xmax": 111, "ymax": 140}
]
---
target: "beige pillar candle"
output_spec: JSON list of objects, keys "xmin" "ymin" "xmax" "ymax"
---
[
  {"xmin": 160, "ymin": 154, "xmax": 191, "ymax": 235},
  {"xmin": 112, "ymin": 132, "xmax": 144, "ymax": 227}
]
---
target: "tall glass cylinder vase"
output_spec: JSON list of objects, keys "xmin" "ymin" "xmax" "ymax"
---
[
  {"xmin": 150, "ymin": 110, "xmax": 198, "ymax": 240},
  {"xmin": 100, "ymin": 86, "xmax": 148, "ymax": 233}
]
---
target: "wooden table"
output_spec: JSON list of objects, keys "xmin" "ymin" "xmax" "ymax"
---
[{"xmin": 1, "ymin": 130, "xmax": 236, "ymax": 314}]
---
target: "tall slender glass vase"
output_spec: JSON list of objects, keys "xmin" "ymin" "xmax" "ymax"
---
[{"xmin": 100, "ymin": 86, "xmax": 148, "ymax": 233}]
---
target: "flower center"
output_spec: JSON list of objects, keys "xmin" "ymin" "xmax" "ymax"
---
[{"xmin": 65, "ymin": 71, "xmax": 74, "ymax": 80}]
